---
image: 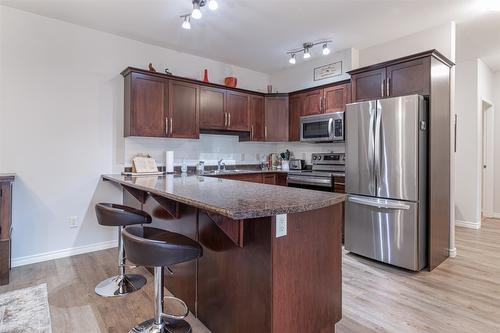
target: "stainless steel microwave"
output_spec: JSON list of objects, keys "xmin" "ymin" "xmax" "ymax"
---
[{"xmin": 300, "ymin": 112, "xmax": 345, "ymax": 142}]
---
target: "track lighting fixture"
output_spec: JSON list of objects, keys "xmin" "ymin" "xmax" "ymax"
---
[
  {"xmin": 180, "ymin": 0, "xmax": 219, "ymax": 29},
  {"xmin": 286, "ymin": 40, "xmax": 333, "ymax": 64}
]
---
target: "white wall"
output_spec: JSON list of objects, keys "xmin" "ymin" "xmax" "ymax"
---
[
  {"xmin": 494, "ymin": 72, "xmax": 500, "ymax": 215},
  {"xmin": 358, "ymin": 22, "xmax": 456, "ymax": 67},
  {"xmin": 270, "ymin": 48, "xmax": 354, "ymax": 92},
  {"xmin": 477, "ymin": 60, "xmax": 495, "ymax": 219},
  {"xmin": 454, "ymin": 59, "xmax": 496, "ymax": 228},
  {"xmin": 454, "ymin": 60, "xmax": 480, "ymax": 226},
  {"xmin": 0, "ymin": 6, "xmax": 273, "ymax": 263}
]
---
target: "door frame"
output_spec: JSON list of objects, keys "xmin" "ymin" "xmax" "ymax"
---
[{"xmin": 480, "ymin": 99, "xmax": 494, "ymax": 219}]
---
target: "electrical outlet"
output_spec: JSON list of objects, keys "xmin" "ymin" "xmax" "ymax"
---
[
  {"xmin": 69, "ymin": 216, "xmax": 78, "ymax": 229},
  {"xmin": 276, "ymin": 214, "xmax": 287, "ymax": 238}
]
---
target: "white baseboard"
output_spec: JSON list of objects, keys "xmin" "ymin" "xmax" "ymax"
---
[
  {"xmin": 455, "ymin": 219, "xmax": 481, "ymax": 229},
  {"xmin": 483, "ymin": 212, "xmax": 500, "ymax": 219},
  {"xmin": 11, "ymin": 240, "xmax": 118, "ymax": 268}
]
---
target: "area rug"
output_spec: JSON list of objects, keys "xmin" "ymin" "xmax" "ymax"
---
[{"xmin": 0, "ymin": 283, "xmax": 52, "ymax": 333}]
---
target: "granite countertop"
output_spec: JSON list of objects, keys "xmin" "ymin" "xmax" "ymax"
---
[{"xmin": 103, "ymin": 174, "xmax": 346, "ymax": 220}]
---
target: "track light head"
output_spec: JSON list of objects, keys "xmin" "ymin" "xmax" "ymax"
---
[
  {"xmin": 192, "ymin": 1, "xmax": 202, "ymax": 19},
  {"xmin": 289, "ymin": 54, "xmax": 296, "ymax": 64},
  {"xmin": 181, "ymin": 16, "xmax": 191, "ymax": 29},
  {"xmin": 208, "ymin": 0, "xmax": 218, "ymax": 11},
  {"xmin": 322, "ymin": 43, "xmax": 330, "ymax": 55}
]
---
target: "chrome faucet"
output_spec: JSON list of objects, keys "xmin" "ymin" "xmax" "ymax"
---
[{"xmin": 217, "ymin": 159, "xmax": 226, "ymax": 171}]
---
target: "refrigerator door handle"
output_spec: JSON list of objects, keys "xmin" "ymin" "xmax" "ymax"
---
[
  {"xmin": 374, "ymin": 101, "xmax": 382, "ymax": 195},
  {"xmin": 348, "ymin": 196, "xmax": 411, "ymax": 210},
  {"xmin": 368, "ymin": 104, "xmax": 377, "ymax": 194}
]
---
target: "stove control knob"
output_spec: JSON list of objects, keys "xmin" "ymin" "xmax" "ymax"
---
[
  {"xmin": 317, "ymin": 156, "xmax": 322, "ymax": 160},
  {"xmin": 312, "ymin": 155, "xmax": 317, "ymax": 160}
]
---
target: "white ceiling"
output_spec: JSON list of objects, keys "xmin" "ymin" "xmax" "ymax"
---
[
  {"xmin": 457, "ymin": 12, "xmax": 500, "ymax": 71},
  {"xmin": 1, "ymin": 0, "xmax": 498, "ymax": 73}
]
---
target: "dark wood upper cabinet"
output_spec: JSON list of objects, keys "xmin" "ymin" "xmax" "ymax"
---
[
  {"xmin": 289, "ymin": 94, "xmax": 304, "ymax": 141},
  {"xmin": 199, "ymin": 86, "xmax": 226, "ymax": 130},
  {"xmin": 323, "ymin": 83, "xmax": 349, "ymax": 113},
  {"xmin": 125, "ymin": 73, "xmax": 168, "ymax": 137},
  {"xmin": 168, "ymin": 81, "xmax": 199, "ymax": 139},
  {"xmin": 351, "ymin": 68, "xmax": 386, "ymax": 102},
  {"xmin": 386, "ymin": 58, "xmax": 431, "ymax": 97},
  {"xmin": 265, "ymin": 96, "xmax": 289, "ymax": 142},
  {"xmin": 249, "ymin": 95, "xmax": 265, "ymax": 141},
  {"xmin": 302, "ymin": 89, "xmax": 322, "ymax": 116},
  {"xmin": 226, "ymin": 91, "xmax": 250, "ymax": 131}
]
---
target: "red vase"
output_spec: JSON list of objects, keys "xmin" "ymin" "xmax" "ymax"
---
[{"xmin": 203, "ymin": 69, "xmax": 209, "ymax": 83}]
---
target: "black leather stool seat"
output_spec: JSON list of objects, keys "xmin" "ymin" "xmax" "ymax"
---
[
  {"xmin": 122, "ymin": 226, "xmax": 202, "ymax": 268},
  {"xmin": 96, "ymin": 203, "xmax": 152, "ymax": 227}
]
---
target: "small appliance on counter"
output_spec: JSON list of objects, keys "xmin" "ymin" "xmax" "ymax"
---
[{"xmin": 289, "ymin": 159, "xmax": 306, "ymax": 170}]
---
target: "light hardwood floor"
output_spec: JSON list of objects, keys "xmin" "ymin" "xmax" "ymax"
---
[{"xmin": 1, "ymin": 219, "xmax": 499, "ymax": 333}]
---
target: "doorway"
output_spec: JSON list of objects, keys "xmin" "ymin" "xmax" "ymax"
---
[{"xmin": 481, "ymin": 100, "xmax": 494, "ymax": 220}]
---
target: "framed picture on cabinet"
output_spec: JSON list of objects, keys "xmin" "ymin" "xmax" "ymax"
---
[{"xmin": 313, "ymin": 61, "xmax": 342, "ymax": 81}]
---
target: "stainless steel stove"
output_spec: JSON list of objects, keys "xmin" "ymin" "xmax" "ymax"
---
[{"xmin": 287, "ymin": 153, "xmax": 345, "ymax": 189}]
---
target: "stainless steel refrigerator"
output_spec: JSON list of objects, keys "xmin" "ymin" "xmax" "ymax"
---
[{"xmin": 344, "ymin": 95, "xmax": 427, "ymax": 271}]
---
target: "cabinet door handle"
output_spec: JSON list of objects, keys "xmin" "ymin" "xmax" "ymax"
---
[
  {"xmin": 265, "ymin": 126, "xmax": 268, "ymax": 140},
  {"xmin": 165, "ymin": 117, "xmax": 169, "ymax": 135},
  {"xmin": 381, "ymin": 80, "xmax": 385, "ymax": 97},
  {"xmin": 251, "ymin": 125, "xmax": 254, "ymax": 139},
  {"xmin": 386, "ymin": 77, "xmax": 390, "ymax": 97},
  {"xmin": 228, "ymin": 113, "xmax": 231, "ymax": 127},
  {"xmin": 224, "ymin": 113, "xmax": 227, "ymax": 127},
  {"xmin": 170, "ymin": 118, "xmax": 173, "ymax": 136}
]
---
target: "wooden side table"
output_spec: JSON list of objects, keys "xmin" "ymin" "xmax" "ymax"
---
[{"xmin": 0, "ymin": 174, "xmax": 15, "ymax": 286}]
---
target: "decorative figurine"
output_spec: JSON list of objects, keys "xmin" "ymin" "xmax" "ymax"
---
[{"xmin": 148, "ymin": 63, "xmax": 156, "ymax": 72}]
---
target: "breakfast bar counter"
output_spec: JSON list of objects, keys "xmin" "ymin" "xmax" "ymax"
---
[{"xmin": 103, "ymin": 173, "xmax": 345, "ymax": 333}]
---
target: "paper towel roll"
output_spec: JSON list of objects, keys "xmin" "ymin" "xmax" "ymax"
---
[{"xmin": 165, "ymin": 151, "xmax": 174, "ymax": 173}]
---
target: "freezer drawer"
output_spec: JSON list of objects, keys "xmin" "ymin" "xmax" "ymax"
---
[{"xmin": 344, "ymin": 195, "xmax": 426, "ymax": 271}]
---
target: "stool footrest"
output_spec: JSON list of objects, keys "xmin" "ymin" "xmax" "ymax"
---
[{"xmin": 162, "ymin": 296, "xmax": 189, "ymax": 320}]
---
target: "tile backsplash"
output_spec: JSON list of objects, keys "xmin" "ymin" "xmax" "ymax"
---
[{"xmin": 125, "ymin": 134, "xmax": 345, "ymax": 167}]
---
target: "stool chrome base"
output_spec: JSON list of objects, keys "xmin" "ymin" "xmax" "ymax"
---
[
  {"xmin": 95, "ymin": 274, "xmax": 146, "ymax": 297},
  {"xmin": 129, "ymin": 318, "xmax": 192, "ymax": 333}
]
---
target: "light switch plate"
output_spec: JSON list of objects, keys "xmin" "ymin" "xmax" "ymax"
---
[{"xmin": 276, "ymin": 214, "xmax": 287, "ymax": 238}]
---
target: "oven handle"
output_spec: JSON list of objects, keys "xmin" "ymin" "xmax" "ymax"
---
[
  {"xmin": 348, "ymin": 196, "xmax": 410, "ymax": 210},
  {"xmin": 287, "ymin": 175, "xmax": 332, "ymax": 188}
]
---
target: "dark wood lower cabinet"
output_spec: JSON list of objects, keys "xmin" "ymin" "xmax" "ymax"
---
[
  {"xmin": 216, "ymin": 172, "xmax": 287, "ymax": 186},
  {"xmin": 0, "ymin": 175, "xmax": 15, "ymax": 286}
]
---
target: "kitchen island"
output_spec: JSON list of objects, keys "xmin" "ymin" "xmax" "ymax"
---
[{"xmin": 103, "ymin": 174, "xmax": 345, "ymax": 333}]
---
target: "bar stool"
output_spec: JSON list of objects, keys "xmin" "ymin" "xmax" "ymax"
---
[
  {"xmin": 94, "ymin": 203, "xmax": 152, "ymax": 297},
  {"xmin": 122, "ymin": 226, "xmax": 202, "ymax": 333}
]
